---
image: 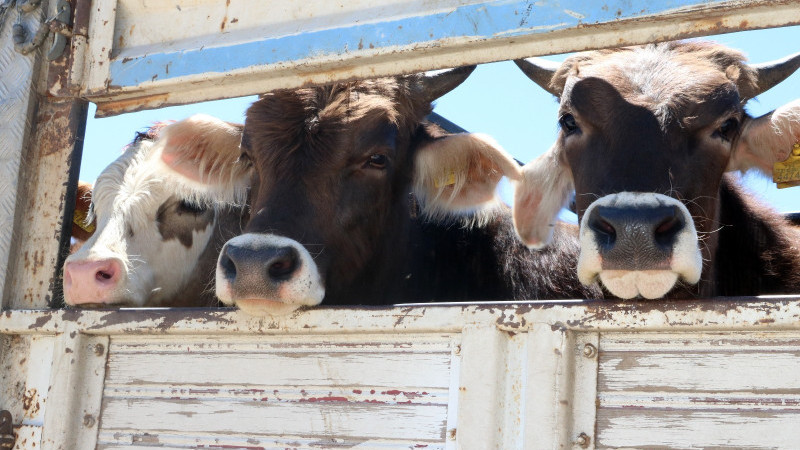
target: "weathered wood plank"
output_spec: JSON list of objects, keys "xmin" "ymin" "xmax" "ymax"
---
[
  {"xmin": 596, "ymin": 331, "xmax": 800, "ymax": 448},
  {"xmin": 82, "ymin": 0, "xmax": 800, "ymax": 116},
  {"xmin": 100, "ymin": 398, "xmax": 448, "ymax": 440},
  {"xmin": 596, "ymin": 409, "xmax": 800, "ymax": 449},
  {"xmin": 106, "ymin": 335, "xmax": 453, "ymax": 388},
  {"xmin": 41, "ymin": 326, "xmax": 107, "ymax": 450}
]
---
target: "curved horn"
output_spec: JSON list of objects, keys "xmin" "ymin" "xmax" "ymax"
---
[
  {"xmin": 420, "ymin": 65, "xmax": 476, "ymax": 101},
  {"xmin": 751, "ymin": 51, "xmax": 800, "ymax": 97},
  {"xmin": 514, "ymin": 57, "xmax": 561, "ymax": 96}
]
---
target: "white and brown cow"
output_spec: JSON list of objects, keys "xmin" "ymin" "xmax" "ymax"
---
[
  {"xmin": 513, "ymin": 42, "xmax": 800, "ymax": 299},
  {"xmin": 63, "ymin": 115, "xmax": 247, "ymax": 307}
]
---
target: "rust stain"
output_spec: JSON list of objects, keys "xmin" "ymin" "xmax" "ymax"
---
[
  {"xmin": 95, "ymin": 93, "xmax": 172, "ymax": 117},
  {"xmin": 28, "ymin": 314, "xmax": 52, "ymax": 330},
  {"xmin": 22, "ymin": 388, "xmax": 40, "ymax": 418},
  {"xmin": 298, "ymin": 396, "xmax": 348, "ymax": 403}
]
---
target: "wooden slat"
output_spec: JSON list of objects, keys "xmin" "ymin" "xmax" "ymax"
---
[
  {"xmin": 596, "ymin": 331, "xmax": 800, "ymax": 449},
  {"xmin": 98, "ymin": 334, "xmax": 456, "ymax": 448}
]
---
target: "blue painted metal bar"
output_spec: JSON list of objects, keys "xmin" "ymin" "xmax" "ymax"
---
[{"xmin": 109, "ymin": 0, "xmax": 728, "ymax": 88}]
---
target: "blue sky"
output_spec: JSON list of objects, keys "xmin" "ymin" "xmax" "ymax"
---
[{"xmin": 81, "ymin": 26, "xmax": 799, "ymax": 213}]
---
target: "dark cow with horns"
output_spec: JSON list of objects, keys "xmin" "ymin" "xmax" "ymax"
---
[
  {"xmin": 160, "ymin": 66, "xmax": 601, "ymax": 315},
  {"xmin": 513, "ymin": 42, "xmax": 800, "ymax": 299}
]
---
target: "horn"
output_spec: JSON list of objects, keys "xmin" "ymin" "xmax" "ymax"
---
[
  {"xmin": 514, "ymin": 57, "xmax": 561, "ymax": 96},
  {"xmin": 751, "ymin": 51, "xmax": 800, "ymax": 97},
  {"xmin": 420, "ymin": 65, "xmax": 476, "ymax": 101}
]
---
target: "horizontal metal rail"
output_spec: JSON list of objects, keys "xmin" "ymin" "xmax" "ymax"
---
[
  {"xmin": 70, "ymin": 0, "xmax": 800, "ymax": 116},
  {"xmin": 3, "ymin": 296, "xmax": 800, "ymax": 335}
]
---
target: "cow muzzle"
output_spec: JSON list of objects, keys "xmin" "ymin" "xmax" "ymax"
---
[
  {"xmin": 577, "ymin": 192, "xmax": 702, "ymax": 299},
  {"xmin": 62, "ymin": 257, "xmax": 133, "ymax": 306},
  {"xmin": 216, "ymin": 233, "xmax": 325, "ymax": 316}
]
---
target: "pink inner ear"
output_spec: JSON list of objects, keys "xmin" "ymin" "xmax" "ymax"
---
[
  {"xmin": 513, "ymin": 189, "xmax": 544, "ymax": 247},
  {"xmin": 160, "ymin": 139, "xmax": 211, "ymax": 184}
]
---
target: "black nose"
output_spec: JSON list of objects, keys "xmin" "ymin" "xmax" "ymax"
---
[
  {"xmin": 586, "ymin": 204, "xmax": 685, "ymax": 270},
  {"xmin": 219, "ymin": 240, "xmax": 301, "ymax": 285}
]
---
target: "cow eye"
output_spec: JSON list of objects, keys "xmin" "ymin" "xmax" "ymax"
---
[
  {"xmin": 366, "ymin": 154, "xmax": 387, "ymax": 169},
  {"xmin": 177, "ymin": 199, "xmax": 207, "ymax": 214},
  {"xmin": 559, "ymin": 113, "xmax": 580, "ymax": 134},
  {"xmin": 715, "ymin": 118, "xmax": 739, "ymax": 141}
]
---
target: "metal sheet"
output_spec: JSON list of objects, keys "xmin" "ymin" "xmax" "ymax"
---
[
  {"xmin": 78, "ymin": 0, "xmax": 800, "ymax": 116},
  {"xmin": 0, "ymin": 0, "xmax": 43, "ymax": 304}
]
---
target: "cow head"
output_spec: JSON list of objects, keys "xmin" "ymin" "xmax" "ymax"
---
[
  {"xmin": 63, "ymin": 115, "xmax": 244, "ymax": 307},
  {"xmin": 160, "ymin": 66, "xmax": 523, "ymax": 315},
  {"xmin": 513, "ymin": 42, "xmax": 800, "ymax": 299}
]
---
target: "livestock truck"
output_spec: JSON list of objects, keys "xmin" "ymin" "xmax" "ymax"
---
[{"xmin": 1, "ymin": 1, "xmax": 799, "ymax": 448}]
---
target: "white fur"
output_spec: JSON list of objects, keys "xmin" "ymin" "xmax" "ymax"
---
[
  {"xmin": 216, "ymin": 234, "xmax": 325, "ymax": 316},
  {"xmin": 154, "ymin": 114, "xmax": 250, "ymax": 206},
  {"xmin": 413, "ymin": 133, "xmax": 521, "ymax": 227},
  {"xmin": 513, "ymin": 145, "xmax": 574, "ymax": 248},
  {"xmin": 729, "ymin": 98, "xmax": 800, "ymax": 174},
  {"xmin": 577, "ymin": 192, "xmax": 702, "ymax": 299},
  {"xmin": 65, "ymin": 138, "xmax": 216, "ymax": 306}
]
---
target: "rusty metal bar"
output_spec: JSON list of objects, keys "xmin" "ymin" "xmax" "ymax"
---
[{"xmin": 2, "ymin": 297, "xmax": 800, "ymax": 335}]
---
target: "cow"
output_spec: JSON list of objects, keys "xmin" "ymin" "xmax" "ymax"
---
[
  {"xmin": 158, "ymin": 66, "xmax": 602, "ymax": 316},
  {"xmin": 62, "ymin": 115, "xmax": 248, "ymax": 307},
  {"xmin": 512, "ymin": 41, "xmax": 800, "ymax": 299}
]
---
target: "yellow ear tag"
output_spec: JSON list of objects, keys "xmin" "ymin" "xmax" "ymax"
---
[
  {"xmin": 73, "ymin": 208, "xmax": 96, "ymax": 234},
  {"xmin": 774, "ymin": 143, "xmax": 800, "ymax": 189},
  {"xmin": 434, "ymin": 171, "xmax": 457, "ymax": 189}
]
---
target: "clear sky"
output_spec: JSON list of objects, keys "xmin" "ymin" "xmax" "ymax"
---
[{"xmin": 80, "ymin": 26, "xmax": 799, "ymax": 214}]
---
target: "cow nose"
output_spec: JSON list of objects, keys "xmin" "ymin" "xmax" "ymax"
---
[
  {"xmin": 587, "ymin": 205, "xmax": 684, "ymax": 269},
  {"xmin": 63, "ymin": 258, "xmax": 124, "ymax": 305},
  {"xmin": 219, "ymin": 241, "xmax": 301, "ymax": 285}
]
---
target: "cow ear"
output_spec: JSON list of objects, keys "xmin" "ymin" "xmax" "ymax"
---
[
  {"xmin": 512, "ymin": 147, "xmax": 573, "ymax": 249},
  {"xmin": 728, "ymin": 99, "xmax": 800, "ymax": 174},
  {"xmin": 156, "ymin": 114, "xmax": 250, "ymax": 203},
  {"xmin": 71, "ymin": 181, "xmax": 96, "ymax": 242},
  {"xmin": 413, "ymin": 133, "xmax": 522, "ymax": 214}
]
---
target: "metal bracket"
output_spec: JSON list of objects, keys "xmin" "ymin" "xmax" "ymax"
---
[
  {"xmin": 46, "ymin": 0, "xmax": 70, "ymax": 60},
  {"xmin": 10, "ymin": 0, "xmax": 72, "ymax": 59},
  {"xmin": 0, "ymin": 410, "xmax": 15, "ymax": 450}
]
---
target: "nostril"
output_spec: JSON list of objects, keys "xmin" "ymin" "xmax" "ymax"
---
[
  {"xmin": 590, "ymin": 218, "xmax": 616, "ymax": 237},
  {"xmin": 654, "ymin": 209, "xmax": 685, "ymax": 247},
  {"xmin": 267, "ymin": 247, "xmax": 299, "ymax": 281},
  {"xmin": 219, "ymin": 248, "xmax": 237, "ymax": 281},
  {"xmin": 96, "ymin": 270, "xmax": 113, "ymax": 281},
  {"xmin": 589, "ymin": 216, "xmax": 617, "ymax": 249},
  {"xmin": 94, "ymin": 261, "xmax": 120, "ymax": 284}
]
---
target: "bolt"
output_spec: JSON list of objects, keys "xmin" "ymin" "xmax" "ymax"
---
[
  {"xmin": 448, "ymin": 428, "xmax": 457, "ymax": 440},
  {"xmin": 82, "ymin": 414, "xmax": 95, "ymax": 428},
  {"xmin": 576, "ymin": 432, "xmax": 590, "ymax": 448},
  {"xmin": 582, "ymin": 343, "xmax": 597, "ymax": 359},
  {"xmin": 454, "ymin": 345, "xmax": 461, "ymax": 356},
  {"xmin": 93, "ymin": 343, "xmax": 104, "ymax": 356}
]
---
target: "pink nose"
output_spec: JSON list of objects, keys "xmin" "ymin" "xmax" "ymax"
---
[{"xmin": 63, "ymin": 259, "xmax": 124, "ymax": 305}]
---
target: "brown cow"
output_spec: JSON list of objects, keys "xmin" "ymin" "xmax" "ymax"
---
[
  {"xmin": 513, "ymin": 42, "xmax": 800, "ymax": 299},
  {"xmin": 159, "ymin": 67, "xmax": 602, "ymax": 316}
]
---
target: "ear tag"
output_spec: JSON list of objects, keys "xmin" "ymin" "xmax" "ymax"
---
[
  {"xmin": 73, "ymin": 208, "xmax": 96, "ymax": 234},
  {"xmin": 434, "ymin": 171, "xmax": 456, "ymax": 189},
  {"xmin": 773, "ymin": 143, "xmax": 800, "ymax": 189}
]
